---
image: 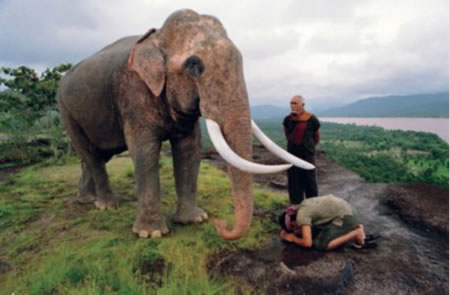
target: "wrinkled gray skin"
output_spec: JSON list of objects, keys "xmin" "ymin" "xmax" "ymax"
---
[{"xmin": 57, "ymin": 9, "xmax": 253, "ymax": 240}]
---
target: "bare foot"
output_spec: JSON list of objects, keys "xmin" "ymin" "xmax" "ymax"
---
[{"xmin": 353, "ymin": 224, "xmax": 366, "ymax": 246}]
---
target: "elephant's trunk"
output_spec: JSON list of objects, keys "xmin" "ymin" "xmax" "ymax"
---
[
  {"xmin": 215, "ymin": 108, "xmax": 253, "ymax": 240},
  {"xmin": 201, "ymin": 82, "xmax": 254, "ymax": 240}
]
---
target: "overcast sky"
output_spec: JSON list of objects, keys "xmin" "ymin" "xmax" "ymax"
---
[{"xmin": 0, "ymin": 0, "xmax": 448, "ymax": 109}]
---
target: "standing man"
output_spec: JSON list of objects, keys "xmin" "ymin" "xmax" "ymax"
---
[{"xmin": 283, "ymin": 95, "xmax": 320, "ymax": 204}]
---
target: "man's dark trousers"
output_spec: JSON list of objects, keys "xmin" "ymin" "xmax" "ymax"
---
[{"xmin": 287, "ymin": 156, "xmax": 318, "ymax": 204}]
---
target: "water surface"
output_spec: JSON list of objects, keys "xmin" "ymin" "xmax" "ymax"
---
[{"xmin": 320, "ymin": 117, "xmax": 449, "ymax": 143}]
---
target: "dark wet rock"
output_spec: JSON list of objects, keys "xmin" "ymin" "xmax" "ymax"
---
[
  {"xmin": 382, "ymin": 183, "xmax": 449, "ymax": 234},
  {"xmin": 204, "ymin": 146, "xmax": 449, "ymax": 294},
  {"xmin": 209, "ymin": 243, "xmax": 355, "ymax": 295},
  {"xmin": 277, "ymin": 258, "xmax": 354, "ymax": 295},
  {"xmin": 279, "ymin": 242, "xmax": 326, "ymax": 268},
  {"xmin": 270, "ymin": 179, "xmax": 287, "ymax": 189}
]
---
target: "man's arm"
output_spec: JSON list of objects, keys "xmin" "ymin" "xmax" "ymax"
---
[
  {"xmin": 312, "ymin": 115, "xmax": 320, "ymax": 144},
  {"xmin": 327, "ymin": 224, "xmax": 365, "ymax": 251},
  {"xmin": 280, "ymin": 225, "xmax": 313, "ymax": 248},
  {"xmin": 314, "ymin": 130, "xmax": 320, "ymax": 144}
]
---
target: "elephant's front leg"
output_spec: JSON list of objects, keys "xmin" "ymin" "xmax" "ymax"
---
[
  {"xmin": 130, "ymin": 136, "xmax": 169, "ymax": 238},
  {"xmin": 170, "ymin": 122, "xmax": 208, "ymax": 224}
]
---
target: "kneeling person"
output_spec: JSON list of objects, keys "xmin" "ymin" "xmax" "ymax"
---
[{"xmin": 279, "ymin": 194, "xmax": 366, "ymax": 251}]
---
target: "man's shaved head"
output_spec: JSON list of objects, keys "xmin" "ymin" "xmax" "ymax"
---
[
  {"xmin": 291, "ymin": 95, "xmax": 304, "ymax": 105},
  {"xmin": 290, "ymin": 95, "xmax": 305, "ymax": 114}
]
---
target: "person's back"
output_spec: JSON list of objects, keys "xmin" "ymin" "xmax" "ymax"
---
[
  {"xmin": 279, "ymin": 194, "xmax": 376, "ymax": 251},
  {"xmin": 296, "ymin": 194, "xmax": 354, "ymax": 227}
]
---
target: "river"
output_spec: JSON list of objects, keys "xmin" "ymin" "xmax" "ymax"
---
[{"xmin": 320, "ymin": 117, "xmax": 449, "ymax": 143}]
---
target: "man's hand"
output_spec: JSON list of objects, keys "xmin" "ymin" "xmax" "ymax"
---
[
  {"xmin": 280, "ymin": 226, "xmax": 313, "ymax": 248},
  {"xmin": 280, "ymin": 230, "xmax": 296, "ymax": 243}
]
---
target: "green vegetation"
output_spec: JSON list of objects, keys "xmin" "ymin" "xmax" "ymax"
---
[
  {"xmin": 0, "ymin": 64, "xmax": 73, "ymax": 168},
  {"xmin": 250, "ymin": 119, "xmax": 449, "ymax": 188},
  {"xmin": 319, "ymin": 123, "xmax": 448, "ymax": 187},
  {"xmin": 0, "ymin": 155, "xmax": 285, "ymax": 294}
]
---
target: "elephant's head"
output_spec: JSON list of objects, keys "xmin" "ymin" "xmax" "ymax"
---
[{"xmin": 128, "ymin": 9, "xmax": 314, "ymax": 240}]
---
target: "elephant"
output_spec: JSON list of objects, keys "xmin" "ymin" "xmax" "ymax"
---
[{"xmin": 57, "ymin": 9, "xmax": 314, "ymax": 240}]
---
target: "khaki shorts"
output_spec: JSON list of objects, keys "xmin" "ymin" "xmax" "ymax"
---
[{"xmin": 312, "ymin": 215, "xmax": 359, "ymax": 251}]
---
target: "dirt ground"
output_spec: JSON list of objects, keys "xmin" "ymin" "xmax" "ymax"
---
[{"xmin": 204, "ymin": 145, "xmax": 449, "ymax": 295}]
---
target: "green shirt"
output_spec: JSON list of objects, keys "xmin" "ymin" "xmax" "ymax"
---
[{"xmin": 296, "ymin": 194, "xmax": 354, "ymax": 227}]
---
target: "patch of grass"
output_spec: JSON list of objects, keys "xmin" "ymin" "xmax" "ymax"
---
[
  {"xmin": 0, "ymin": 201, "xmax": 41, "ymax": 230},
  {"xmin": 0, "ymin": 154, "xmax": 287, "ymax": 294},
  {"xmin": 10, "ymin": 238, "xmax": 152, "ymax": 295},
  {"xmin": 254, "ymin": 189, "xmax": 286, "ymax": 212}
]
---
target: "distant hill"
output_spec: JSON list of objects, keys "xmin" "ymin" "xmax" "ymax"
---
[
  {"xmin": 317, "ymin": 92, "xmax": 449, "ymax": 118},
  {"xmin": 250, "ymin": 105, "xmax": 290, "ymax": 119}
]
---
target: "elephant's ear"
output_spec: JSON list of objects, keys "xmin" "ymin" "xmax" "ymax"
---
[{"xmin": 128, "ymin": 29, "xmax": 165, "ymax": 97}]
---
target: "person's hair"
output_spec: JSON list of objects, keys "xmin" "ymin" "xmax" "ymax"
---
[{"xmin": 278, "ymin": 211, "xmax": 296, "ymax": 233}]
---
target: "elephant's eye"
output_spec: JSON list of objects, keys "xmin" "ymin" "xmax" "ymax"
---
[{"xmin": 183, "ymin": 56, "xmax": 205, "ymax": 77}]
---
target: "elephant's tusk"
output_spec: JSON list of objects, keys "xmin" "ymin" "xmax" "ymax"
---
[
  {"xmin": 251, "ymin": 120, "xmax": 315, "ymax": 170},
  {"xmin": 205, "ymin": 119, "xmax": 293, "ymax": 174}
]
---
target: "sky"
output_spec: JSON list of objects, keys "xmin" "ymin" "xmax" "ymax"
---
[{"xmin": 0, "ymin": 0, "xmax": 448, "ymax": 109}]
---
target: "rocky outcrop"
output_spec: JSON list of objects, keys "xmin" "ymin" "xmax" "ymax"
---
[
  {"xmin": 204, "ymin": 146, "xmax": 449, "ymax": 294},
  {"xmin": 382, "ymin": 183, "xmax": 449, "ymax": 234},
  {"xmin": 209, "ymin": 241, "xmax": 355, "ymax": 295}
]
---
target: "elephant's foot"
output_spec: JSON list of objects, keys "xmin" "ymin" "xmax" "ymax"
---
[
  {"xmin": 74, "ymin": 193, "xmax": 96, "ymax": 204},
  {"xmin": 175, "ymin": 206, "xmax": 208, "ymax": 224},
  {"xmin": 133, "ymin": 216, "xmax": 169, "ymax": 238},
  {"xmin": 94, "ymin": 195, "xmax": 118, "ymax": 210}
]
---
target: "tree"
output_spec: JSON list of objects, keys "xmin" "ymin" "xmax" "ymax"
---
[
  {"xmin": 0, "ymin": 64, "xmax": 72, "ymax": 115},
  {"xmin": 0, "ymin": 64, "xmax": 73, "ymax": 165}
]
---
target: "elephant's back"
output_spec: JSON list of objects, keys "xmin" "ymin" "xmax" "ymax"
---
[
  {"xmin": 61, "ymin": 36, "xmax": 139, "ymax": 91},
  {"xmin": 57, "ymin": 36, "xmax": 140, "ymax": 150}
]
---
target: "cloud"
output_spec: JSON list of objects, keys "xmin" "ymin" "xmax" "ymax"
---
[
  {"xmin": 0, "ymin": 0, "xmax": 97, "ymax": 64},
  {"xmin": 0, "ymin": 0, "xmax": 448, "ymax": 107}
]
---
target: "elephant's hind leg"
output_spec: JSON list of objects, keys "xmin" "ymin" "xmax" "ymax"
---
[
  {"xmin": 75, "ymin": 161, "xmax": 96, "ymax": 204},
  {"xmin": 59, "ymin": 103, "xmax": 117, "ymax": 210},
  {"xmin": 89, "ymin": 159, "xmax": 118, "ymax": 210}
]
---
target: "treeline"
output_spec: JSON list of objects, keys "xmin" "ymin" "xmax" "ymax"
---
[
  {"xmin": 0, "ymin": 64, "xmax": 73, "ymax": 167},
  {"xmin": 319, "ymin": 122, "xmax": 448, "ymax": 188},
  {"xmin": 252, "ymin": 119, "xmax": 449, "ymax": 188}
]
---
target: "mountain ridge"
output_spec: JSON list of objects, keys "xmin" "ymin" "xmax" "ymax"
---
[
  {"xmin": 317, "ymin": 92, "xmax": 449, "ymax": 118},
  {"xmin": 250, "ymin": 92, "xmax": 449, "ymax": 119}
]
